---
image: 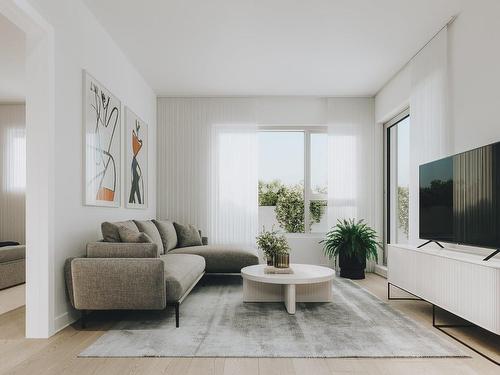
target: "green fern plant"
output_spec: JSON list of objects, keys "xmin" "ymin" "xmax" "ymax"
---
[{"xmin": 321, "ymin": 219, "xmax": 381, "ymax": 263}]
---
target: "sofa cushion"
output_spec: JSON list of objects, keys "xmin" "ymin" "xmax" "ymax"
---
[
  {"xmin": 86, "ymin": 242, "xmax": 158, "ymax": 258},
  {"xmin": 0, "ymin": 245, "xmax": 25, "ymax": 263},
  {"xmin": 160, "ymin": 254, "xmax": 205, "ymax": 302},
  {"xmin": 134, "ymin": 220, "xmax": 165, "ymax": 254},
  {"xmin": 173, "ymin": 222, "xmax": 202, "ymax": 248},
  {"xmin": 169, "ymin": 245, "xmax": 259, "ymax": 273},
  {"xmin": 152, "ymin": 219, "xmax": 178, "ymax": 252},
  {"xmin": 117, "ymin": 226, "xmax": 153, "ymax": 244},
  {"xmin": 102, "ymin": 221, "xmax": 138, "ymax": 242}
]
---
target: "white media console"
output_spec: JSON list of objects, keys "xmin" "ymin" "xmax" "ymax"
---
[{"xmin": 387, "ymin": 244, "xmax": 500, "ymax": 335}]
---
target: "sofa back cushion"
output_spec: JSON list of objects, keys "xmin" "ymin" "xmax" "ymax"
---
[
  {"xmin": 152, "ymin": 220, "xmax": 178, "ymax": 252},
  {"xmin": 134, "ymin": 220, "xmax": 165, "ymax": 254},
  {"xmin": 173, "ymin": 222, "xmax": 203, "ymax": 248},
  {"xmin": 102, "ymin": 220, "xmax": 138, "ymax": 242},
  {"xmin": 118, "ymin": 226, "xmax": 153, "ymax": 243}
]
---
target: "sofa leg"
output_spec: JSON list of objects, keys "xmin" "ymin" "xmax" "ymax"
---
[
  {"xmin": 175, "ymin": 303, "xmax": 180, "ymax": 328},
  {"xmin": 81, "ymin": 310, "xmax": 87, "ymax": 329}
]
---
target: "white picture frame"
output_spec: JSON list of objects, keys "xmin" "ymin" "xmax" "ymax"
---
[
  {"xmin": 83, "ymin": 70, "xmax": 121, "ymax": 207},
  {"xmin": 125, "ymin": 106, "xmax": 148, "ymax": 209}
]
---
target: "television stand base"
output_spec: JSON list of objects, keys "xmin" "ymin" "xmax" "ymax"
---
[
  {"xmin": 417, "ymin": 240, "xmax": 444, "ymax": 249},
  {"xmin": 483, "ymin": 249, "xmax": 500, "ymax": 261}
]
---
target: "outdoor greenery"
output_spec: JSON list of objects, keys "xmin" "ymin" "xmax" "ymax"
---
[
  {"xmin": 256, "ymin": 226, "xmax": 290, "ymax": 259},
  {"xmin": 397, "ymin": 186, "xmax": 409, "ymax": 235},
  {"xmin": 258, "ymin": 180, "xmax": 282, "ymax": 206},
  {"xmin": 259, "ymin": 180, "xmax": 327, "ymax": 233},
  {"xmin": 321, "ymin": 219, "xmax": 381, "ymax": 262}
]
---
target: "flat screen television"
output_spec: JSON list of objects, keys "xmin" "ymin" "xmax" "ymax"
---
[{"xmin": 419, "ymin": 141, "xmax": 500, "ymax": 249}]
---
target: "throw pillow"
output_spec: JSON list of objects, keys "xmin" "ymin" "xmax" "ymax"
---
[
  {"xmin": 133, "ymin": 220, "xmax": 165, "ymax": 254},
  {"xmin": 101, "ymin": 220, "xmax": 139, "ymax": 242},
  {"xmin": 173, "ymin": 222, "xmax": 202, "ymax": 248},
  {"xmin": 152, "ymin": 219, "xmax": 178, "ymax": 252},
  {"xmin": 118, "ymin": 226, "xmax": 152, "ymax": 243}
]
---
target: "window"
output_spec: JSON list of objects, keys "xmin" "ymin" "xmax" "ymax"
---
[
  {"xmin": 384, "ymin": 111, "xmax": 410, "ymax": 264},
  {"xmin": 258, "ymin": 128, "xmax": 328, "ymax": 234}
]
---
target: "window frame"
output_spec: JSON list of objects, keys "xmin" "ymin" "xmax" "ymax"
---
[
  {"xmin": 258, "ymin": 125, "xmax": 328, "ymax": 235},
  {"xmin": 383, "ymin": 109, "xmax": 410, "ymax": 265}
]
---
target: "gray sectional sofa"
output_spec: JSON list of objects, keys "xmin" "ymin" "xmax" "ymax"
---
[
  {"xmin": 0, "ymin": 244, "xmax": 25, "ymax": 290},
  {"xmin": 65, "ymin": 219, "xmax": 259, "ymax": 327}
]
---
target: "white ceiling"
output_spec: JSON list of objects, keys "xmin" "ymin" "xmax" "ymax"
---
[
  {"xmin": 0, "ymin": 13, "xmax": 25, "ymax": 102},
  {"xmin": 86, "ymin": 0, "xmax": 462, "ymax": 97}
]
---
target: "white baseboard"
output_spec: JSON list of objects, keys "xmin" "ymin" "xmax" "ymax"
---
[
  {"xmin": 374, "ymin": 264, "xmax": 387, "ymax": 278},
  {"xmin": 53, "ymin": 310, "xmax": 77, "ymax": 334}
]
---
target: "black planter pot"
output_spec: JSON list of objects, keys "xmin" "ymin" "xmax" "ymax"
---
[{"xmin": 338, "ymin": 253, "xmax": 366, "ymax": 280}]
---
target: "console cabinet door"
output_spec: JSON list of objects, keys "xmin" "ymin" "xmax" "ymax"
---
[{"xmin": 387, "ymin": 245, "xmax": 417, "ymax": 294}]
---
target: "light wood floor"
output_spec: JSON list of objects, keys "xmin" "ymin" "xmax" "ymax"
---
[
  {"xmin": 0, "ymin": 283, "xmax": 24, "ymax": 315},
  {"xmin": 0, "ymin": 274, "xmax": 498, "ymax": 375}
]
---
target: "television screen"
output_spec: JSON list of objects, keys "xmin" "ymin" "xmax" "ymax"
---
[{"xmin": 419, "ymin": 141, "xmax": 500, "ymax": 248}]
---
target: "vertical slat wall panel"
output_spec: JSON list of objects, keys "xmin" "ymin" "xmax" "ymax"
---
[
  {"xmin": 156, "ymin": 98, "xmax": 256, "ymax": 236},
  {"xmin": 0, "ymin": 104, "xmax": 26, "ymax": 244}
]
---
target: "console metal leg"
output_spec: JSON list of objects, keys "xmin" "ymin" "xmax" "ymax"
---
[
  {"xmin": 387, "ymin": 283, "xmax": 422, "ymax": 301},
  {"xmin": 432, "ymin": 304, "xmax": 499, "ymax": 366}
]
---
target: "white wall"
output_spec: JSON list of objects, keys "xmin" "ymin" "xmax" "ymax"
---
[
  {"xmin": 377, "ymin": 0, "xmax": 500, "ymax": 154},
  {"xmin": 21, "ymin": 0, "xmax": 157, "ymax": 335},
  {"xmin": 0, "ymin": 104, "xmax": 25, "ymax": 244},
  {"xmin": 448, "ymin": 0, "xmax": 500, "ymax": 154},
  {"xmin": 256, "ymin": 97, "xmax": 327, "ymax": 125},
  {"xmin": 375, "ymin": 0, "xmax": 500, "ymax": 256}
]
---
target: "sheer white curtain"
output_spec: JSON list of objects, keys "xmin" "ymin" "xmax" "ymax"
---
[
  {"xmin": 409, "ymin": 28, "xmax": 451, "ymax": 244},
  {"xmin": 327, "ymin": 98, "xmax": 380, "ymax": 270},
  {"xmin": 157, "ymin": 98, "xmax": 257, "ymax": 246},
  {"xmin": 209, "ymin": 125, "xmax": 258, "ymax": 247},
  {"xmin": 327, "ymin": 98, "xmax": 378, "ymax": 229}
]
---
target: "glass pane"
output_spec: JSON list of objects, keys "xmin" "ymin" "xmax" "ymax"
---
[
  {"xmin": 396, "ymin": 117, "xmax": 410, "ymax": 243},
  {"xmin": 310, "ymin": 133, "xmax": 328, "ymax": 195},
  {"xmin": 258, "ymin": 131, "xmax": 304, "ymax": 233}
]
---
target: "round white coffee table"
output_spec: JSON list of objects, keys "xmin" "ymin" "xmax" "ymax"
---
[{"xmin": 241, "ymin": 264, "xmax": 334, "ymax": 314}]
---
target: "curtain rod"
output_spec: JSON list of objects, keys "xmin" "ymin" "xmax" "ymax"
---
[{"xmin": 375, "ymin": 14, "xmax": 458, "ymax": 97}]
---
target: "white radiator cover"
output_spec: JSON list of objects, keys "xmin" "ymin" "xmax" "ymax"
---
[{"xmin": 388, "ymin": 244, "xmax": 500, "ymax": 335}]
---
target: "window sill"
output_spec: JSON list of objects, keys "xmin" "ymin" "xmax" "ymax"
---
[{"xmin": 284, "ymin": 233, "xmax": 327, "ymax": 240}]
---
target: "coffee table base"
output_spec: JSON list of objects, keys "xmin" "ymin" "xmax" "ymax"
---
[{"xmin": 243, "ymin": 279, "xmax": 333, "ymax": 314}]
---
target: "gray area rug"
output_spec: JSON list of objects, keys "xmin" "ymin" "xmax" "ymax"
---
[{"xmin": 80, "ymin": 276, "xmax": 466, "ymax": 358}]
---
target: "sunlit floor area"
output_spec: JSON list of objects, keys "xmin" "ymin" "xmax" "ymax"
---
[
  {"xmin": 0, "ymin": 275, "xmax": 498, "ymax": 375},
  {"xmin": 0, "ymin": 284, "xmax": 24, "ymax": 316}
]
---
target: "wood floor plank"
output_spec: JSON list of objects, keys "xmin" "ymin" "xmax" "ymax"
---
[
  {"xmin": 292, "ymin": 358, "xmax": 330, "ymax": 375},
  {"xmin": 0, "ymin": 284, "xmax": 25, "ymax": 316},
  {"xmin": 187, "ymin": 358, "xmax": 215, "ymax": 375},
  {"xmin": 163, "ymin": 358, "xmax": 193, "ymax": 375},
  {"xmin": 325, "ymin": 358, "xmax": 383, "ymax": 374},
  {"xmin": 223, "ymin": 358, "xmax": 259, "ymax": 375},
  {"xmin": 214, "ymin": 358, "xmax": 225, "ymax": 375},
  {"xmin": 258, "ymin": 358, "xmax": 296, "ymax": 375}
]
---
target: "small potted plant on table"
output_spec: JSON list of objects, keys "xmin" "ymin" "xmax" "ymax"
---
[
  {"xmin": 321, "ymin": 219, "xmax": 380, "ymax": 279},
  {"xmin": 256, "ymin": 227, "xmax": 290, "ymax": 268}
]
